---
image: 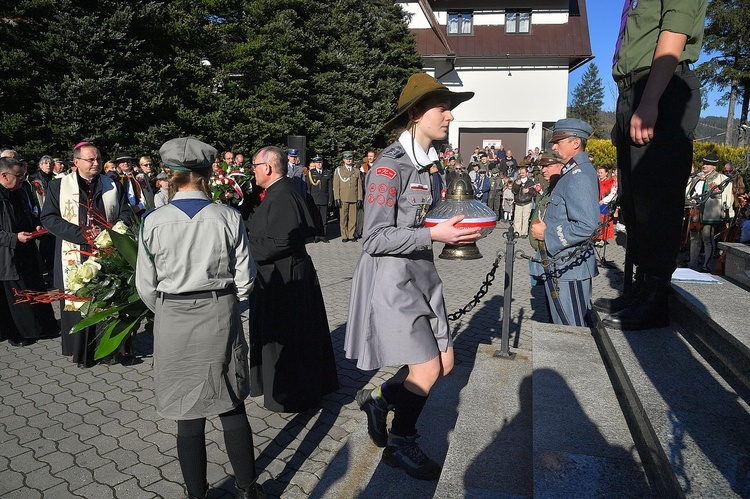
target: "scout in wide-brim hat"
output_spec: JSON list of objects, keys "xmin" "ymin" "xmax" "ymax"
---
[{"xmin": 384, "ymin": 73, "xmax": 474, "ymax": 130}]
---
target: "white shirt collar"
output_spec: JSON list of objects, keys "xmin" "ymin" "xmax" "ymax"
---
[{"xmin": 398, "ymin": 130, "xmax": 439, "ymax": 169}]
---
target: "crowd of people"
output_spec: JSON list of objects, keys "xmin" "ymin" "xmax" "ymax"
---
[{"xmin": 3, "ymin": 67, "xmax": 750, "ymax": 495}]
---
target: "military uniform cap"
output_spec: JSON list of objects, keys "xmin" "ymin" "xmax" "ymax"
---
[
  {"xmin": 549, "ymin": 118, "xmax": 593, "ymax": 143},
  {"xmin": 537, "ymin": 150, "xmax": 564, "ymax": 167},
  {"xmin": 342, "ymin": 151, "xmax": 355, "ymax": 158},
  {"xmin": 159, "ymin": 136, "xmax": 217, "ymax": 171},
  {"xmin": 115, "ymin": 155, "xmax": 133, "ymax": 162},
  {"xmin": 311, "ymin": 155, "xmax": 323, "ymax": 161},
  {"xmin": 703, "ymin": 153, "xmax": 720, "ymax": 165},
  {"xmin": 287, "ymin": 149, "xmax": 299, "ymax": 157}
]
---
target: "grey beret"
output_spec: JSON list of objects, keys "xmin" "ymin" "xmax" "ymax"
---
[{"xmin": 159, "ymin": 137, "xmax": 217, "ymax": 171}]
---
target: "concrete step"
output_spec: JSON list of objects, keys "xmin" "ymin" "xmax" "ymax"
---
[
  {"xmin": 670, "ymin": 276, "xmax": 750, "ymax": 403},
  {"xmin": 434, "ymin": 343, "xmax": 533, "ymax": 498},
  {"xmin": 603, "ymin": 322, "xmax": 750, "ymax": 497},
  {"xmin": 532, "ymin": 323, "xmax": 650, "ymax": 498},
  {"xmin": 718, "ymin": 242, "xmax": 750, "ymax": 290}
]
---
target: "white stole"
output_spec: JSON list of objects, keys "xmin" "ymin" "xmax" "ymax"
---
[{"xmin": 60, "ymin": 173, "xmax": 119, "ymax": 310}]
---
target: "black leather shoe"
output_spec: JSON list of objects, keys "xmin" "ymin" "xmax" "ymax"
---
[
  {"xmin": 382, "ymin": 434, "xmax": 441, "ymax": 480},
  {"xmin": 9, "ymin": 339, "xmax": 35, "ymax": 347},
  {"xmin": 237, "ymin": 481, "xmax": 265, "ymax": 499},
  {"xmin": 342, "ymin": 238, "xmax": 349, "ymax": 242},
  {"xmin": 356, "ymin": 388, "xmax": 389, "ymax": 447},
  {"xmin": 593, "ymin": 275, "xmax": 645, "ymax": 314},
  {"xmin": 321, "ymin": 238, "xmax": 329, "ymax": 243},
  {"xmin": 601, "ymin": 277, "xmax": 670, "ymax": 331}
]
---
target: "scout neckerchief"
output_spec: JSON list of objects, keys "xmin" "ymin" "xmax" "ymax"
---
[{"xmin": 59, "ymin": 173, "xmax": 119, "ymax": 310}]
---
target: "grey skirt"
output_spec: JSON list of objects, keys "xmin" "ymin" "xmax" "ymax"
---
[{"xmin": 153, "ymin": 292, "xmax": 250, "ymax": 420}]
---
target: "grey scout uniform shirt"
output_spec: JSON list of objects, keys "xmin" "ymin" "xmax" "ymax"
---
[{"xmin": 345, "ymin": 138, "xmax": 450, "ymax": 371}]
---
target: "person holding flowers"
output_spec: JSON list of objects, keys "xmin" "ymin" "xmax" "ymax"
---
[
  {"xmin": 41, "ymin": 142, "xmax": 133, "ymax": 368},
  {"xmin": 135, "ymin": 137, "xmax": 263, "ymax": 499}
]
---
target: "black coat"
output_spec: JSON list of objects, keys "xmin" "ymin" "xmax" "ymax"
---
[{"xmin": 247, "ymin": 177, "xmax": 339, "ymax": 412}]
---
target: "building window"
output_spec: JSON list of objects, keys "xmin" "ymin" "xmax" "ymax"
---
[
  {"xmin": 506, "ymin": 11, "xmax": 531, "ymax": 34},
  {"xmin": 447, "ymin": 11, "xmax": 473, "ymax": 35}
]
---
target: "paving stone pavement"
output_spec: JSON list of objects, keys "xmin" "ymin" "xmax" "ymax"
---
[{"xmin": 0, "ymin": 224, "xmax": 626, "ymax": 498}]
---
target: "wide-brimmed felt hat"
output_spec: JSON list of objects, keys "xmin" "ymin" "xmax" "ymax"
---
[
  {"xmin": 160, "ymin": 136, "xmax": 217, "ymax": 171},
  {"xmin": 383, "ymin": 73, "xmax": 474, "ymax": 131},
  {"xmin": 115, "ymin": 155, "xmax": 133, "ymax": 163},
  {"xmin": 703, "ymin": 153, "xmax": 719, "ymax": 165}
]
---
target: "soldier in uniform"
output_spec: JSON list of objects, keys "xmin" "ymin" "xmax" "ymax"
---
[
  {"xmin": 530, "ymin": 119, "xmax": 600, "ymax": 326},
  {"xmin": 136, "ymin": 137, "xmax": 263, "ymax": 499},
  {"xmin": 346, "ymin": 73, "xmax": 480, "ymax": 480},
  {"xmin": 305, "ymin": 155, "xmax": 333, "ymax": 242},
  {"xmin": 595, "ymin": 0, "xmax": 706, "ymax": 330},
  {"xmin": 685, "ymin": 153, "xmax": 734, "ymax": 272},
  {"xmin": 333, "ymin": 151, "xmax": 362, "ymax": 242},
  {"xmin": 286, "ymin": 148, "xmax": 306, "ymax": 197}
]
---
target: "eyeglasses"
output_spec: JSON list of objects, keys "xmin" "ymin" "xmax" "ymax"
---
[
  {"xmin": 2, "ymin": 171, "xmax": 27, "ymax": 180},
  {"xmin": 251, "ymin": 162, "xmax": 268, "ymax": 168},
  {"xmin": 76, "ymin": 157, "xmax": 100, "ymax": 164},
  {"xmin": 141, "ymin": 163, "xmax": 153, "ymax": 167}
]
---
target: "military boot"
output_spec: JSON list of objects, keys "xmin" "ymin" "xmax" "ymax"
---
[
  {"xmin": 601, "ymin": 275, "xmax": 670, "ymax": 330},
  {"xmin": 592, "ymin": 272, "xmax": 644, "ymax": 314}
]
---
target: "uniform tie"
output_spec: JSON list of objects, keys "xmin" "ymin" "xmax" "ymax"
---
[{"xmin": 613, "ymin": 0, "xmax": 634, "ymax": 65}]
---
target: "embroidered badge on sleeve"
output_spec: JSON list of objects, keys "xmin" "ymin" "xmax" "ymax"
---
[{"xmin": 376, "ymin": 167, "xmax": 396, "ymax": 179}]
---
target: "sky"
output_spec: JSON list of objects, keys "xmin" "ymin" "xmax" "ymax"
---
[{"xmin": 569, "ymin": 2, "xmax": 727, "ymax": 119}]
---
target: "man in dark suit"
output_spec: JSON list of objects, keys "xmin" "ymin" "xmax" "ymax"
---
[{"xmin": 305, "ymin": 155, "xmax": 333, "ymax": 242}]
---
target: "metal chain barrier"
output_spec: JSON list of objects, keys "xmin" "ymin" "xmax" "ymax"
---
[
  {"xmin": 447, "ymin": 247, "xmax": 504, "ymax": 321},
  {"xmin": 448, "ymin": 198, "xmax": 618, "ymax": 320}
]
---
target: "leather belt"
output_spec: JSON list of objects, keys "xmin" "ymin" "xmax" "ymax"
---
[
  {"xmin": 615, "ymin": 61, "xmax": 690, "ymax": 92},
  {"xmin": 159, "ymin": 288, "xmax": 232, "ymax": 300}
]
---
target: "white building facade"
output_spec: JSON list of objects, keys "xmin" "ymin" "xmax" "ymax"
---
[{"xmin": 399, "ymin": 0, "xmax": 593, "ymax": 157}]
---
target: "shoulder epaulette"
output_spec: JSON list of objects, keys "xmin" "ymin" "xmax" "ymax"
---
[{"xmin": 381, "ymin": 143, "xmax": 406, "ymax": 159}]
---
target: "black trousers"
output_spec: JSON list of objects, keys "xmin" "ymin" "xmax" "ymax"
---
[{"xmin": 615, "ymin": 65, "xmax": 701, "ymax": 282}]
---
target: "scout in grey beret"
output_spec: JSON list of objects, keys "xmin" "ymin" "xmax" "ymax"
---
[
  {"xmin": 159, "ymin": 136, "xmax": 217, "ymax": 171},
  {"xmin": 549, "ymin": 118, "xmax": 593, "ymax": 143}
]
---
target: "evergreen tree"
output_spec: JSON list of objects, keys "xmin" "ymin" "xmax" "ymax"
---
[
  {"xmin": 1, "ymin": 1, "xmax": 421, "ymax": 162},
  {"xmin": 569, "ymin": 63, "xmax": 605, "ymax": 137},
  {"xmin": 695, "ymin": 0, "xmax": 750, "ymax": 146},
  {"xmin": 201, "ymin": 0, "xmax": 421, "ymax": 159}
]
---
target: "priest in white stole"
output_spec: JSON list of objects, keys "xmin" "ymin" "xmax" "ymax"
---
[{"xmin": 41, "ymin": 142, "xmax": 133, "ymax": 367}]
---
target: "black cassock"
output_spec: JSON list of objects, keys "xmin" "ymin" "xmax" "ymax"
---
[{"xmin": 247, "ymin": 177, "xmax": 339, "ymax": 412}]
